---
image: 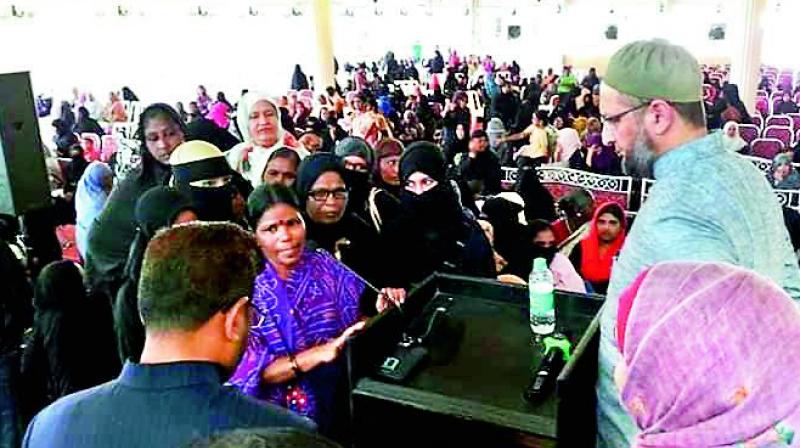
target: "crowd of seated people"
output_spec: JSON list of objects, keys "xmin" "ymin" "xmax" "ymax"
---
[{"xmin": 2, "ymin": 43, "xmax": 800, "ymax": 448}]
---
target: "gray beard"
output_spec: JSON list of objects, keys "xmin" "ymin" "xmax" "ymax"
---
[{"xmin": 623, "ymin": 128, "xmax": 656, "ymax": 179}]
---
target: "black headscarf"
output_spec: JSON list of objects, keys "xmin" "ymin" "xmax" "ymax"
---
[
  {"xmin": 516, "ymin": 167, "xmax": 557, "ymax": 223},
  {"xmin": 399, "ymin": 141, "xmax": 447, "ymax": 183},
  {"xmin": 481, "ymin": 197, "xmax": 531, "ymax": 276},
  {"xmin": 113, "ymin": 187, "xmax": 196, "ymax": 363},
  {"xmin": 33, "ymin": 261, "xmax": 84, "ymax": 310},
  {"xmin": 171, "ymin": 146, "xmax": 239, "ymax": 223},
  {"xmin": 0, "ymin": 234, "xmax": 32, "ymax": 356},
  {"xmin": 291, "ymin": 65, "xmax": 310, "ymax": 91},
  {"xmin": 444, "ymin": 132, "xmax": 469, "ymax": 166},
  {"xmin": 134, "ymin": 187, "xmax": 196, "ymax": 239},
  {"xmin": 722, "ymin": 84, "xmax": 753, "ymax": 125},
  {"xmin": 129, "ymin": 186, "xmax": 196, "ymax": 277},
  {"xmin": 294, "ymin": 152, "xmax": 350, "ymax": 254},
  {"xmin": 294, "ymin": 153, "xmax": 383, "ymax": 290},
  {"xmin": 334, "ymin": 137, "xmax": 375, "ymax": 217},
  {"xmin": 84, "ymin": 104, "xmax": 181, "ymax": 298},
  {"xmin": 21, "ymin": 261, "xmax": 118, "ymax": 419},
  {"xmin": 65, "ymin": 148, "xmax": 89, "ymax": 194},
  {"xmin": 295, "ymin": 152, "xmax": 346, "ymax": 207},
  {"xmin": 74, "ymin": 107, "xmax": 105, "ymax": 136},
  {"xmin": 387, "ymin": 142, "xmax": 494, "ymax": 285},
  {"xmin": 59, "ymin": 102, "xmax": 75, "ymax": 131},
  {"xmin": 121, "ymin": 87, "xmax": 139, "ymax": 102},
  {"xmin": 398, "ymin": 142, "xmax": 463, "ymax": 235}
]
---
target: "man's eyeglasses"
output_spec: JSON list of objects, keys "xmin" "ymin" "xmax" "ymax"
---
[
  {"xmin": 600, "ymin": 102, "xmax": 651, "ymax": 127},
  {"xmin": 309, "ymin": 188, "xmax": 349, "ymax": 202}
]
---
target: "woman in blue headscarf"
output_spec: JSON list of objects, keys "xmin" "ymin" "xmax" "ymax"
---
[{"xmin": 74, "ymin": 162, "xmax": 113, "ymax": 260}]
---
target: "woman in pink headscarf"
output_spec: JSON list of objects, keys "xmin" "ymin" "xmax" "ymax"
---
[{"xmin": 615, "ymin": 261, "xmax": 800, "ymax": 447}]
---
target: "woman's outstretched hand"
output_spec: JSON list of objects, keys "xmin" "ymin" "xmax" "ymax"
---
[
  {"xmin": 376, "ymin": 288, "xmax": 407, "ymax": 313},
  {"xmin": 312, "ymin": 321, "xmax": 367, "ymax": 364}
]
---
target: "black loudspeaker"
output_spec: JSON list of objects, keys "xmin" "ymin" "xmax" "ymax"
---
[{"xmin": 0, "ymin": 72, "xmax": 51, "ymax": 216}]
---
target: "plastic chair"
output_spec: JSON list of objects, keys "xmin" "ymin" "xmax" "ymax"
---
[
  {"xmin": 737, "ymin": 124, "xmax": 760, "ymax": 145},
  {"xmin": 751, "ymin": 115, "xmax": 763, "ymax": 130},
  {"xmin": 771, "ymin": 98, "xmax": 783, "ymax": 115},
  {"xmin": 122, "ymin": 100, "xmax": 132, "ymax": 118},
  {"xmin": 750, "ymin": 138, "xmax": 785, "ymax": 159},
  {"xmin": 764, "ymin": 126, "xmax": 793, "ymax": 147},
  {"xmin": 127, "ymin": 101, "xmax": 142, "ymax": 123},
  {"xmin": 111, "ymin": 122, "xmax": 135, "ymax": 139},
  {"xmin": 100, "ymin": 135, "xmax": 118, "ymax": 163},
  {"xmin": 788, "ymin": 113, "xmax": 800, "ymax": 132},
  {"xmin": 756, "ymin": 90, "xmax": 768, "ymax": 98},
  {"xmin": 703, "ymin": 84, "xmax": 716, "ymax": 102},
  {"xmin": 80, "ymin": 133, "xmax": 102, "ymax": 161},
  {"xmin": 756, "ymin": 98, "xmax": 769, "ymax": 117},
  {"xmin": 766, "ymin": 115, "xmax": 793, "ymax": 129}
]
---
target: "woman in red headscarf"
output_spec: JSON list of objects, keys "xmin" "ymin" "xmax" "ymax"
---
[{"xmin": 569, "ymin": 202, "xmax": 626, "ymax": 294}]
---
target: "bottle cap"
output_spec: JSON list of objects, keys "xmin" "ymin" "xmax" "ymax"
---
[{"xmin": 533, "ymin": 258, "xmax": 547, "ymax": 271}]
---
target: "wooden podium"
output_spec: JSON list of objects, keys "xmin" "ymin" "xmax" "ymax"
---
[{"xmin": 345, "ymin": 274, "xmax": 604, "ymax": 448}]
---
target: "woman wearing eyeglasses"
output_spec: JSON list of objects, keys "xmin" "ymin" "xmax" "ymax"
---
[
  {"xmin": 227, "ymin": 184, "xmax": 403, "ymax": 437},
  {"xmin": 293, "ymin": 152, "xmax": 391, "ymax": 294}
]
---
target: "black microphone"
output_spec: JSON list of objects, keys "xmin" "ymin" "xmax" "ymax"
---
[{"xmin": 523, "ymin": 334, "xmax": 571, "ymax": 403}]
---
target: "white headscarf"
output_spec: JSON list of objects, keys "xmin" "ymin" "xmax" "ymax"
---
[
  {"xmin": 557, "ymin": 127, "xmax": 582, "ymax": 164},
  {"xmin": 235, "ymin": 92, "xmax": 286, "ymax": 148},
  {"xmin": 721, "ymin": 121, "xmax": 748, "ymax": 153},
  {"xmin": 226, "ymin": 92, "xmax": 307, "ymax": 187}
]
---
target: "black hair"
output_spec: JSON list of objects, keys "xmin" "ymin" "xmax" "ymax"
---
[
  {"xmin": 77, "ymin": 107, "xmax": 90, "ymax": 120},
  {"xmin": 52, "ymin": 119, "xmax": 69, "ymax": 134},
  {"xmin": 246, "ymin": 184, "xmax": 301, "ymax": 229},
  {"xmin": 267, "ymin": 147, "xmax": 301, "ymax": 169},
  {"xmin": 528, "ymin": 219, "xmax": 553, "ymax": 239},
  {"xmin": 138, "ymin": 222, "xmax": 261, "ymax": 332},
  {"xmin": 357, "ymin": 92, "xmax": 378, "ymax": 110},
  {"xmin": 672, "ymin": 102, "xmax": 707, "ymax": 129},
  {"xmin": 535, "ymin": 110, "xmax": 550, "ymax": 124},
  {"xmin": 134, "ymin": 103, "xmax": 188, "ymax": 152},
  {"xmin": 596, "ymin": 202, "xmax": 625, "ymax": 224},
  {"xmin": 217, "ymin": 91, "xmax": 231, "ymax": 108}
]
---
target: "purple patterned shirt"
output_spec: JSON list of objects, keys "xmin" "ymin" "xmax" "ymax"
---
[{"xmin": 227, "ymin": 248, "xmax": 364, "ymax": 423}]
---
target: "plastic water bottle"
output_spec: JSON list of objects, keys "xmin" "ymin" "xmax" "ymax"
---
[{"xmin": 529, "ymin": 258, "xmax": 556, "ymax": 335}]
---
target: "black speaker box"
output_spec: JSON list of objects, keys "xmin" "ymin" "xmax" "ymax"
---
[{"xmin": 0, "ymin": 71, "xmax": 51, "ymax": 216}]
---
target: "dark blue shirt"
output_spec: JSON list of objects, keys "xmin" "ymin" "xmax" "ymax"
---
[{"xmin": 22, "ymin": 361, "xmax": 315, "ymax": 448}]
